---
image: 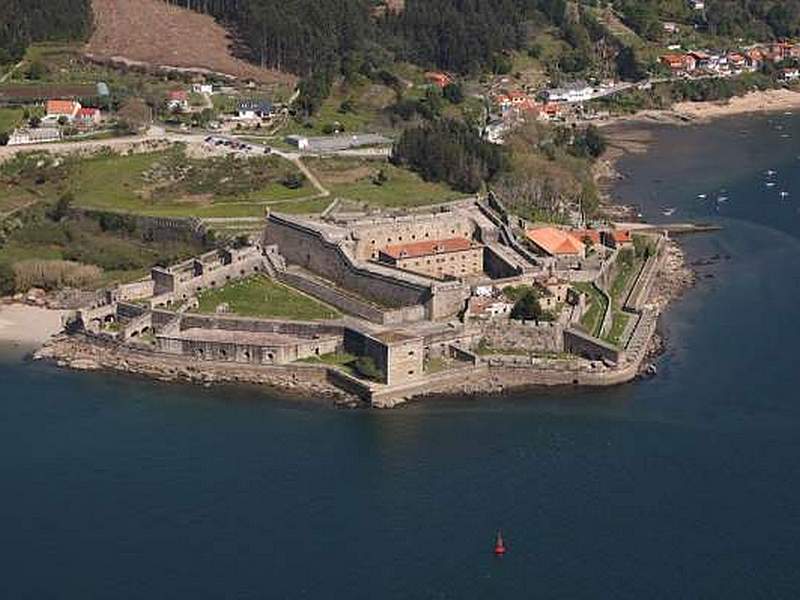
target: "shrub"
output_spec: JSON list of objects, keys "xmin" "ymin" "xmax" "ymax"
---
[
  {"xmin": 354, "ymin": 356, "xmax": 383, "ymax": 381},
  {"xmin": 281, "ymin": 172, "xmax": 305, "ymax": 189},
  {"xmin": 510, "ymin": 290, "xmax": 545, "ymax": 321},
  {"xmin": 0, "ymin": 261, "xmax": 14, "ymax": 295},
  {"xmin": 12, "ymin": 259, "xmax": 102, "ymax": 291}
]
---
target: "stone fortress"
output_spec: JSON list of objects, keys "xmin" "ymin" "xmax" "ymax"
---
[{"xmin": 59, "ymin": 194, "xmax": 669, "ymax": 407}]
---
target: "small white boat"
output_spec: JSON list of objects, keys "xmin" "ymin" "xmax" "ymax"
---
[
  {"xmin": 697, "ymin": 193, "xmax": 707, "ymax": 199},
  {"xmin": 780, "ymin": 191, "xmax": 790, "ymax": 199},
  {"xmin": 782, "ymin": 134, "xmax": 791, "ymax": 139},
  {"xmin": 662, "ymin": 207, "xmax": 676, "ymax": 216},
  {"xmin": 766, "ymin": 170, "xmax": 777, "ymax": 176},
  {"xmin": 766, "ymin": 182, "xmax": 776, "ymax": 188},
  {"xmin": 717, "ymin": 196, "xmax": 729, "ymax": 203}
]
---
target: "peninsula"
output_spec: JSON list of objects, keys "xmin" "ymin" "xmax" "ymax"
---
[{"xmin": 34, "ymin": 194, "xmax": 691, "ymax": 407}]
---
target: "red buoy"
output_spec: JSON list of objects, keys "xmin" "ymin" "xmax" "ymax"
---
[{"xmin": 494, "ymin": 530, "xmax": 507, "ymax": 556}]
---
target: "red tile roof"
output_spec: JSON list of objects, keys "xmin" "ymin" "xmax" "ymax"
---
[
  {"xmin": 381, "ymin": 237, "xmax": 477, "ymax": 260},
  {"xmin": 525, "ymin": 227, "xmax": 584, "ymax": 256},
  {"xmin": 46, "ymin": 100, "xmax": 80, "ymax": 115},
  {"xmin": 572, "ymin": 229, "xmax": 601, "ymax": 245},
  {"xmin": 76, "ymin": 107, "xmax": 99, "ymax": 118},
  {"xmin": 424, "ymin": 72, "xmax": 453, "ymax": 87},
  {"xmin": 609, "ymin": 229, "xmax": 632, "ymax": 244},
  {"xmin": 168, "ymin": 90, "xmax": 188, "ymax": 101}
]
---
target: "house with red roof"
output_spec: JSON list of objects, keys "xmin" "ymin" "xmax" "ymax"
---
[
  {"xmin": 45, "ymin": 100, "xmax": 81, "ymax": 121},
  {"xmin": 166, "ymin": 90, "xmax": 189, "ymax": 112},
  {"xmin": 75, "ymin": 107, "xmax": 102, "ymax": 128},
  {"xmin": 602, "ymin": 229, "xmax": 633, "ymax": 249},
  {"xmin": 424, "ymin": 72, "xmax": 453, "ymax": 89},
  {"xmin": 660, "ymin": 53, "xmax": 696, "ymax": 74},
  {"xmin": 538, "ymin": 102, "xmax": 562, "ymax": 121},
  {"xmin": 525, "ymin": 227, "xmax": 586, "ymax": 258}
]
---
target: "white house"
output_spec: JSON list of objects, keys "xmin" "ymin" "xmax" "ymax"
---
[
  {"xmin": 166, "ymin": 91, "xmax": 189, "ymax": 112},
  {"xmin": 544, "ymin": 81, "xmax": 595, "ymax": 103},
  {"xmin": 781, "ymin": 67, "xmax": 800, "ymax": 81},
  {"xmin": 192, "ymin": 83, "xmax": 213, "ymax": 95},
  {"xmin": 237, "ymin": 100, "xmax": 274, "ymax": 119}
]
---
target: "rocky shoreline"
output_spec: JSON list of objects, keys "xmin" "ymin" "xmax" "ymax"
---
[
  {"xmin": 33, "ymin": 334, "xmax": 360, "ymax": 407},
  {"xmin": 639, "ymin": 241, "xmax": 696, "ymax": 374}
]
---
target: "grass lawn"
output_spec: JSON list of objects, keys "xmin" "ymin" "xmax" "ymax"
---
[
  {"xmin": 605, "ymin": 310, "xmax": 631, "ymax": 347},
  {"xmin": 298, "ymin": 352, "xmax": 357, "ymax": 374},
  {"xmin": 195, "ymin": 276, "xmax": 340, "ymax": 320},
  {"xmin": 0, "ymin": 107, "xmax": 23, "ymax": 134},
  {"xmin": 306, "ymin": 158, "xmax": 464, "ymax": 209},
  {"xmin": 602, "ymin": 249, "xmax": 644, "ymax": 346},
  {"xmin": 280, "ymin": 79, "xmax": 395, "ymax": 137},
  {"xmin": 69, "ymin": 146, "xmax": 313, "ymax": 217},
  {"xmin": 573, "ymin": 282, "xmax": 608, "ymax": 337},
  {"xmin": 609, "ymin": 249, "xmax": 643, "ymax": 306}
]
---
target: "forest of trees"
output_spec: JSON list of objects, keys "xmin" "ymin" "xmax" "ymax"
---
[
  {"xmin": 161, "ymin": 0, "xmax": 622, "ymax": 112},
  {"xmin": 391, "ymin": 119, "xmax": 508, "ymax": 193},
  {"xmin": 0, "ymin": 0, "xmax": 92, "ymax": 64},
  {"xmin": 614, "ymin": 0, "xmax": 800, "ymax": 41}
]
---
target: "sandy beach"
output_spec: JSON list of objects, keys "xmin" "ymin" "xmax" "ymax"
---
[
  {"xmin": 671, "ymin": 88, "xmax": 800, "ymax": 121},
  {"xmin": 602, "ymin": 88, "xmax": 800, "ymax": 128},
  {"xmin": 0, "ymin": 304, "xmax": 65, "ymax": 352}
]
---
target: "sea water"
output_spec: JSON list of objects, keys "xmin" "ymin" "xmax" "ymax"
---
[{"xmin": 3, "ymin": 114, "xmax": 800, "ymax": 598}]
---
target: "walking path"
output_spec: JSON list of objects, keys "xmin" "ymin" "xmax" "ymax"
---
[{"xmin": 0, "ymin": 60, "xmax": 24, "ymax": 83}]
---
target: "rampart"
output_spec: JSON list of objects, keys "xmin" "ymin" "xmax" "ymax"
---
[{"xmin": 263, "ymin": 212, "xmax": 469, "ymax": 320}]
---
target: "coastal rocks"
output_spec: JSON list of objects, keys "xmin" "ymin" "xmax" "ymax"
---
[
  {"xmin": 36, "ymin": 334, "xmax": 358, "ymax": 406},
  {"xmin": 69, "ymin": 358, "xmax": 101, "ymax": 371},
  {"xmin": 648, "ymin": 242, "xmax": 695, "ymax": 312}
]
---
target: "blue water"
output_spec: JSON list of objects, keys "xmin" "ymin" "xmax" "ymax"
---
[{"xmin": 4, "ymin": 114, "xmax": 800, "ymax": 598}]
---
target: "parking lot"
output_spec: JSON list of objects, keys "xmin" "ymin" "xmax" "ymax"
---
[{"xmin": 203, "ymin": 136, "xmax": 271, "ymax": 155}]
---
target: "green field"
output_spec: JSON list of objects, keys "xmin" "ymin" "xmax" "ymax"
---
[
  {"xmin": 281, "ymin": 79, "xmax": 395, "ymax": 136},
  {"xmin": 0, "ymin": 107, "xmax": 23, "ymax": 134},
  {"xmin": 573, "ymin": 281, "xmax": 608, "ymax": 338},
  {"xmin": 306, "ymin": 158, "xmax": 464, "ymax": 208},
  {"xmin": 195, "ymin": 276, "xmax": 339, "ymax": 320},
  {"xmin": 602, "ymin": 249, "xmax": 644, "ymax": 346},
  {"xmin": 0, "ymin": 211, "xmax": 205, "ymax": 291},
  {"xmin": 68, "ymin": 147, "xmax": 315, "ymax": 217}
]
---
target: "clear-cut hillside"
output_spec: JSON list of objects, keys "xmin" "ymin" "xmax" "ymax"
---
[{"xmin": 86, "ymin": 0, "xmax": 296, "ymax": 85}]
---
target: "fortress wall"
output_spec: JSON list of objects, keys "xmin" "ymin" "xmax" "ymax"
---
[
  {"xmin": 483, "ymin": 246, "xmax": 522, "ymax": 279},
  {"xmin": 351, "ymin": 215, "xmax": 476, "ymax": 260},
  {"xmin": 625, "ymin": 236, "xmax": 666, "ymax": 311},
  {"xmin": 150, "ymin": 247, "xmax": 266, "ymax": 301},
  {"xmin": 114, "ymin": 279, "xmax": 155, "ymax": 302},
  {"xmin": 563, "ymin": 328, "xmax": 623, "ymax": 363},
  {"xmin": 122, "ymin": 312, "xmax": 153, "ymax": 340},
  {"xmin": 429, "ymin": 283, "xmax": 470, "ymax": 320},
  {"xmin": 151, "ymin": 268, "xmax": 176, "ymax": 296},
  {"xmin": 134, "ymin": 214, "xmax": 207, "ymax": 243},
  {"xmin": 151, "ymin": 310, "xmax": 180, "ymax": 334},
  {"xmin": 155, "ymin": 335, "xmax": 340, "ymax": 365},
  {"xmin": 478, "ymin": 320, "xmax": 565, "ymax": 354},
  {"xmin": 264, "ymin": 215, "xmax": 435, "ymax": 307},
  {"xmin": 177, "ymin": 314, "xmax": 344, "ymax": 338},
  {"xmin": 277, "ymin": 270, "xmax": 385, "ymax": 323},
  {"xmin": 116, "ymin": 302, "xmax": 148, "ymax": 319},
  {"xmin": 172, "ymin": 254, "xmax": 265, "ymax": 300}
]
